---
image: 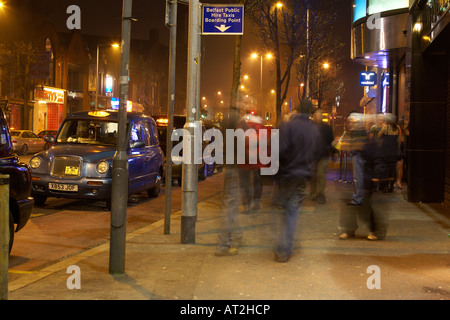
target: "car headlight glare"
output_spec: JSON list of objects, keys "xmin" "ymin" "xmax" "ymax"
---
[
  {"xmin": 30, "ymin": 157, "xmax": 42, "ymax": 169},
  {"xmin": 96, "ymin": 161, "xmax": 109, "ymax": 174}
]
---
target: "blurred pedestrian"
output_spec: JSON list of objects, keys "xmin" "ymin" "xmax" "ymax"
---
[
  {"xmin": 369, "ymin": 112, "xmax": 385, "ymax": 144},
  {"xmin": 237, "ymin": 111, "xmax": 265, "ymax": 212},
  {"xmin": 215, "ymin": 107, "xmax": 243, "ymax": 256},
  {"xmin": 378, "ymin": 114, "xmax": 401, "ymax": 192},
  {"xmin": 272, "ymin": 99, "xmax": 319, "ymax": 262},
  {"xmin": 361, "ymin": 136, "xmax": 389, "ymax": 240},
  {"xmin": 395, "ymin": 120, "xmax": 406, "ymax": 189},
  {"xmin": 340, "ymin": 112, "xmax": 368, "ymax": 206},
  {"xmin": 310, "ymin": 109, "xmax": 334, "ymax": 204}
]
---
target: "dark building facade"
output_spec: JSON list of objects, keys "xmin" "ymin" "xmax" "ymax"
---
[{"xmin": 351, "ymin": 0, "xmax": 450, "ymax": 203}]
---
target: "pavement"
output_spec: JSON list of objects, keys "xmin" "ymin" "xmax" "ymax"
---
[{"xmin": 5, "ymin": 166, "xmax": 450, "ymax": 304}]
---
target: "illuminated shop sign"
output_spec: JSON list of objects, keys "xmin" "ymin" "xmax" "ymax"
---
[
  {"xmin": 353, "ymin": 0, "xmax": 409, "ymax": 23},
  {"xmin": 353, "ymin": 0, "xmax": 367, "ymax": 22},
  {"xmin": 111, "ymin": 97, "xmax": 132, "ymax": 112},
  {"xmin": 367, "ymin": 0, "xmax": 409, "ymax": 15},
  {"xmin": 105, "ymin": 75, "xmax": 113, "ymax": 93},
  {"xmin": 360, "ymin": 71, "xmax": 377, "ymax": 86},
  {"xmin": 382, "ymin": 72, "xmax": 390, "ymax": 87},
  {"xmin": 34, "ymin": 87, "xmax": 65, "ymax": 104}
]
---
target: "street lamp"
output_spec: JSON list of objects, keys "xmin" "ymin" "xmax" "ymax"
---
[
  {"xmin": 96, "ymin": 43, "xmax": 120, "ymax": 110},
  {"xmin": 251, "ymin": 52, "xmax": 273, "ymax": 112}
]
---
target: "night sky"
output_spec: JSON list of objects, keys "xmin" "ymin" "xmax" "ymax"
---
[{"xmin": 38, "ymin": 0, "xmax": 362, "ymax": 115}]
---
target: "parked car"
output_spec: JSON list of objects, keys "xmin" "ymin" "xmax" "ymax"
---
[
  {"xmin": 37, "ymin": 130, "xmax": 58, "ymax": 139},
  {"xmin": 152, "ymin": 115, "xmax": 214, "ymax": 185},
  {"xmin": 29, "ymin": 110, "xmax": 165, "ymax": 209},
  {"xmin": 11, "ymin": 130, "xmax": 47, "ymax": 155},
  {"xmin": 0, "ymin": 109, "xmax": 34, "ymax": 253},
  {"xmin": 37, "ymin": 130, "xmax": 58, "ymax": 149}
]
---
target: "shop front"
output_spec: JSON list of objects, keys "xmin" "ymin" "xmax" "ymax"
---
[{"xmin": 33, "ymin": 86, "xmax": 67, "ymax": 133}]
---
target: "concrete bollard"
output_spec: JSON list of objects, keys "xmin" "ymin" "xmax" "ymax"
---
[{"xmin": 0, "ymin": 174, "xmax": 9, "ymax": 300}]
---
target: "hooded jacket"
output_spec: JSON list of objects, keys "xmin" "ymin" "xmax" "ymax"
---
[{"xmin": 276, "ymin": 113, "xmax": 320, "ymax": 182}]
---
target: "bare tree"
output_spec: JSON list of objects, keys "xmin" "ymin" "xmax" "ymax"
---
[
  {"xmin": 294, "ymin": 0, "xmax": 345, "ymax": 111},
  {"xmin": 246, "ymin": 0, "xmax": 307, "ymax": 124},
  {"xmin": 0, "ymin": 41, "xmax": 41, "ymax": 129},
  {"xmin": 246, "ymin": 0, "xmax": 345, "ymax": 123}
]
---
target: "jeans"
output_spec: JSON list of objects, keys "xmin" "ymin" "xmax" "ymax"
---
[
  {"xmin": 340, "ymin": 190, "xmax": 389, "ymax": 239},
  {"xmin": 272, "ymin": 178, "xmax": 306, "ymax": 259},
  {"xmin": 351, "ymin": 153, "xmax": 365, "ymax": 204},
  {"xmin": 239, "ymin": 168, "xmax": 262, "ymax": 209},
  {"xmin": 310, "ymin": 157, "xmax": 329, "ymax": 198},
  {"xmin": 217, "ymin": 165, "xmax": 243, "ymax": 249}
]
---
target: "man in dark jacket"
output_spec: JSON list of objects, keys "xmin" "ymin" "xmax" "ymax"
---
[
  {"xmin": 310, "ymin": 109, "xmax": 334, "ymax": 204},
  {"xmin": 272, "ymin": 99, "xmax": 319, "ymax": 262}
]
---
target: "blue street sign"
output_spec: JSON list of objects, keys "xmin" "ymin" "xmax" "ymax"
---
[
  {"xmin": 202, "ymin": 4, "xmax": 244, "ymax": 35},
  {"xmin": 382, "ymin": 72, "xmax": 390, "ymax": 87},
  {"xmin": 360, "ymin": 71, "xmax": 377, "ymax": 87}
]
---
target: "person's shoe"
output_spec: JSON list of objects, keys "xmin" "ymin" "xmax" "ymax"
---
[
  {"xmin": 339, "ymin": 233, "xmax": 354, "ymax": 240},
  {"xmin": 367, "ymin": 233, "xmax": 378, "ymax": 241},
  {"xmin": 317, "ymin": 194, "xmax": 326, "ymax": 204},
  {"xmin": 310, "ymin": 194, "xmax": 318, "ymax": 201},
  {"xmin": 252, "ymin": 203, "xmax": 261, "ymax": 211},
  {"xmin": 347, "ymin": 200, "xmax": 361, "ymax": 206},
  {"xmin": 215, "ymin": 247, "xmax": 238, "ymax": 256},
  {"xmin": 274, "ymin": 254, "xmax": 290, "ymax": 263}
]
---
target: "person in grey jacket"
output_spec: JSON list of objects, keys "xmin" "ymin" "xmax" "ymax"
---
[{"xmin": 272, "ymin": 99, "xmax": 319, "ymax": 262}]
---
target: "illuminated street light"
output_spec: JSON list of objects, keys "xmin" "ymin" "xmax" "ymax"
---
[
  {"xmin": 96, "ymin": 43, "xmax": 120, "ymax": 110},
  {"xmin": 276, "ymin": 2, "xmax": 283, "ymax": 9},
  {"xmin": 251, "ymin": 52, "xmax": 273, "ymax": 112},
  {"xmin": 323, "ymin": 62, "xmax": 330, "ymax": 69}
]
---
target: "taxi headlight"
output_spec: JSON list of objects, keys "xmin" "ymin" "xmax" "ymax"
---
[
  {"xmin": 30, "ymin": 157, "xmax": 42, "ymax": 169},
  {"xmin": 96, "ymin": 161, "xmax": 109, "ymax": 174}
]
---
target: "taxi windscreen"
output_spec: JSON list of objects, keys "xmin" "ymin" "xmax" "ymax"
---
[{"xmin": 57, "ymin": 119, "xmax": 118, "ymax": 146}]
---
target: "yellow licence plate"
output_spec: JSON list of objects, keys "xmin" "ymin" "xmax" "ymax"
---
[{"xmin": 65, "ymin": 166, "xmax": 79, "ymax": 175}]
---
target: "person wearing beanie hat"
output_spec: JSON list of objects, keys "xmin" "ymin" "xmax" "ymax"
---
[{"xmin": 272, "ymin": 102, "xmax": 320, "ymax": 262}]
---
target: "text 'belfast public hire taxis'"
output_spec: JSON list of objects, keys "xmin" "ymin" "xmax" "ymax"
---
[{"xmin": 28, "ymin": 110, "xmax": 164, "ymax": 209}]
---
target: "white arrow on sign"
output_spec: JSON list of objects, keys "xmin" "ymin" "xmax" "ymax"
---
[{"xmin": 215, "ymin": 25, "xmax": 231, "ymax": 32}]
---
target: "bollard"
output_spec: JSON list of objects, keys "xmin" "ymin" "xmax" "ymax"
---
[{"xmin": 0, "ymin": 174, "xmax": 9, "ymax": 300}]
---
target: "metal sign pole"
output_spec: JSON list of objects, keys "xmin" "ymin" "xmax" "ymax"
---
[
  {"xmin": 164, "ymin": 0, "xmax": 178, "ymax": 235},
  {"xmin": 181, "ymin": 0, "xmax": 200, "ymax": 244},
  {"xmin": 0, "ymin": 175, "xmax": 9, "ymax": 300},
  {"xmin": 109, "ymin": 0, "xmax": 133, "ymax": 275}
]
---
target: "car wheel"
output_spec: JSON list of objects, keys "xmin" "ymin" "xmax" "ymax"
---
[
  {"xmin": 20, "ymin": 144, "xmax": 28, "ymax": 155},
  {"xmin": 34, "ymin": 195, "xmax": 47, "ymax": 206},
  {"xmin": 9, "ymin": 211, "xmax": 14, "ymax": 254},
  {"xmin": 105, "ymin": 199, "xmax": 111, "ymax": 210},
  {"xmin": 148, "ymin": 170, "xmax": 162, "ymax": 198}
]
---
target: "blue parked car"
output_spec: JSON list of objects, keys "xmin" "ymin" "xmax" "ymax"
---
[{"xmin": 29, "ymin": 110, "xmax": 164, "ymax": 209}]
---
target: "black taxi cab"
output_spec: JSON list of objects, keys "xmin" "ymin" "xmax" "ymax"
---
[
  {"xmin": 0, "ymin": 107, "xmax": 33, "ymax": 253},
  {"xmin": 29, "ymin": 110, "xmax": 164, "ymax": 209},
  {"xmin": 152, "ymin": 115, "xmax": 215, "ymax": 185}
]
